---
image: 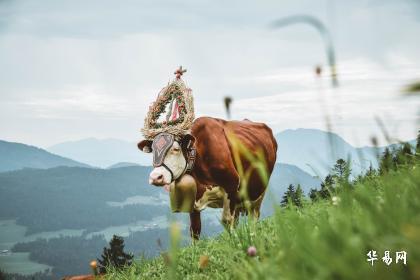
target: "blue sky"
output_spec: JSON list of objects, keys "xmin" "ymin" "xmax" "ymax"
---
[{"xmin": 0, "ymin": 0, "xmax": 419, "ymax": 147}]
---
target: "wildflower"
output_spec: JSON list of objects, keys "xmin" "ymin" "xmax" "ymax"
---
[
  {"xmin": 332, "ymin": 196, "xmax": 341, "ymax": 205},
  {"xmin": 90, "ymin": 260, "xmax": 98, "ymax": 275},
  {"xmin": 199, "ymin": 255, "xmax": 209, "ymax": 269},
  {"xmin": 247, "ymin": 246, "xmax": 257, "ymax": 257},
  {"xmin": 315, "ymin": 65, "xmax": 322, "ymax": 76}
]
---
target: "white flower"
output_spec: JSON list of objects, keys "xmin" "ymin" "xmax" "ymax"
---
[{"xmin": 332, "ymin": 196, "xmax": 341, "ymax": 205}]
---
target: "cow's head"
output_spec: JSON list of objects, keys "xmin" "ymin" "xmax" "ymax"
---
[{"xmin": 138, "ymin": 133, "xmax": 195, "ymax": 187}]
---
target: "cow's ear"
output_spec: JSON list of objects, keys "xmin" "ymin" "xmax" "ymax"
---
[
  {"xmin": 137, "ymin": 139, "xmax": 153, "ymax": 153},
  {"xmin": 181, "ymin": 134, "xmax": 196, "ymax": 149}
]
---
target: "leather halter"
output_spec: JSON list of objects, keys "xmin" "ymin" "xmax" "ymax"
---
[
  {"xmin": 184, "ymin": 140, "xmax": 196, "ymax": 174},
  {"xmin": 151, "ymin": 133, "xmax": 196, "ymax": 183}
]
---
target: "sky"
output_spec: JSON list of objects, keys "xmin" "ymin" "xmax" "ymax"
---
[{"xmin": 0, "ymin": 0, "xmax": 419, "ymax": 148}]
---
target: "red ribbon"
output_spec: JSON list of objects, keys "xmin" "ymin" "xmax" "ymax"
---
[{"xmin": 171, "ymin": 101, "xmax": 179, "ymax": 121}]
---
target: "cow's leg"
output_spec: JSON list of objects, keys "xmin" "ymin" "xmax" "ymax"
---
[
  {"xmin": 249, "ymin": 191, "xmax": 265, "ymax": 220},
  {"xmin": 221, "ymin": 192, "xmax": 240, "ymax": 229},
  {"xmin": 212, "ymin": 168, "xmax": 240, "ymax": 227},
  {"xmin": 221, "ymin": 192, "xmax": 233, "ymax": 228},
  {"xmin": 189, "ymin": 210, "xmax": 201, "ymax": 240}
]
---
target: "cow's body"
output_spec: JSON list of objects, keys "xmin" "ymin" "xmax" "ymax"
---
[
  {"xmin": 185, "ymin": 117, "xmax": 277, "ymax": 238},
  {"xmin": 139, "ymin": 117, "xmax": 277, "ymax": 239}
]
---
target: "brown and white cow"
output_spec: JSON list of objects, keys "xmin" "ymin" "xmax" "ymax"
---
[{"xmin": 138, "ymin": 117, "xmax": 277, "ymax": 239}]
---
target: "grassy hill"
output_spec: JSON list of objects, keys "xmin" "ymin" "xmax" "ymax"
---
[
  {"xmin": 0, "ymin": 140, "xmax": 89, "ymax": 172},
  {"xmin": 106, "ymin": 155, "xmax": 420, "ymax": 279}
]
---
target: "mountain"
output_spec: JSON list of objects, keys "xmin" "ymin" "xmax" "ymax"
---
[
  {"xmin": 48, "ymin": 138, "xmax": 150, "ymax": 168},
  {"xmin": 42, "ymin": 129, "xmax": 415, "ymax": 177},
  {"xmin": 269, "ymin": 163, "xmax": 321, "ymax": 195},
  {"xmin": 275, "ymin": 128, "xmax": 415, "ymax": 178},
  {"xmin": 261, "ymin": 163, "xmax": 321, "ymax": 216},
  {"xmin": 0, "ymin": 140, "xmax": 89, "ymax": 172},
  {"xmin": 108, "ymin": 162, "xmax": 141, "ymax": 169}
]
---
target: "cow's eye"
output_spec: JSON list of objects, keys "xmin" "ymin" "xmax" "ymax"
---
[{"xmin": 173, "ymin": 147, "xmax": 181, "ymax": 152}]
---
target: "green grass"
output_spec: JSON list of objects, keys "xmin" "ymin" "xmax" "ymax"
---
[{"xmin": 105, "ymin": 164, "xmax": 420, "ymax": 280}]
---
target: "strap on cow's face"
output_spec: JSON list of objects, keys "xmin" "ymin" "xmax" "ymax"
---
[
  {"xmin": 161, "ymin": 162, "xmax": 174, "ymax": 183},
  {"xmin": 151, "ymin": 132, "xmax": 197, "ymax": 183},
  {"xmin": 152, "ymin": 133, "xmax": 174, "ymax": 167}
]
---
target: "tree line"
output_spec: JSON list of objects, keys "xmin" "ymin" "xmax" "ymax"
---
[{"xmin": 281, "ymin": 131, "xmax": 420, "ymax": 208}]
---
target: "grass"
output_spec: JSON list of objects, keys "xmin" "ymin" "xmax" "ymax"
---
[{"xmin": 105, "ymin": 160, "xmax": 420, "ymax": 280}]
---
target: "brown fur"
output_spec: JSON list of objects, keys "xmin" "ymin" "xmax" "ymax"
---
[{"xmin": 188, "ymin": 117, "xmax": 277, "ymax": 238}]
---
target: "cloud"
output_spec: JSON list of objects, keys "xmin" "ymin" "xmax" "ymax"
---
[
  {"xmin": 19, "ymin": 88, "xmax": 134, "ymax": 120},
  {"xmin": 231, "ymin": 57, "xmax": 420, "ymax": 146},
  {"xmin": 0, "ymin": 0, "xmax": 419, "ymax": 147}
]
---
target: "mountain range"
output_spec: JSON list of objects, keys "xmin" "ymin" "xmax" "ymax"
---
[
  {"xmin": 48, "ymin": 138, "xmax": 150, "ymax": 168},
  {"xmin": 0, "ymin": 140, "xmax": 89, "ymax": 172},
  {"xmin": 275, "ymin": 128, "xmax": 415, "ymax": 177},
  {"xmin": 1, "ymin": 128, "xmax": 414, "ymax": 176},
  {"xmin": 275, "ymin": 129, "xmax": 376, "ymax": 177},
  {"xmin": 42, "ymin": 129, "xmax": 414, "ymax": 177}
]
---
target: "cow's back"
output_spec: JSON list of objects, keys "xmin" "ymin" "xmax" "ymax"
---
[{"xmin": 224, "ymin": 119, "xmax": 277, "ymax": 172}]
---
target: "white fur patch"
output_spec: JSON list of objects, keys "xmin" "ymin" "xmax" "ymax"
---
[
  {"xmin": 149, "ymin": 141, "xmax": 186, "ymax": 185},
  {"xmin": 194, "ymin": 186, "xmax": 225, "ymax": 211},
  {"xmin": 221, "ymin": 192, "xmax": 234, "ymax": 226}
]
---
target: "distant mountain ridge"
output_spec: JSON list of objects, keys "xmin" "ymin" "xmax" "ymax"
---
[
  {"xmin": 275, "ymin": 128, "xmax": 415, "ymax": 177},
  {"xmin": 0, "ymin": 140, "xmax": 89, "ymax": 172},
  {"xmin": 2, "ymin": 128, "xmax": 414, "ymax": 175},
  {"xmin": 48, "ymin": 138, "xmax": 150, "ymax": 168},
  {"xmin": 108, "ymin": 162, "xmax": 141, "ymax": 169}
]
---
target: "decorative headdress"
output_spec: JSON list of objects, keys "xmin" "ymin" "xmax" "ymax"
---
[{"xmin": 141, "ymin": 66, "xmax": 195, "ymax": 140}]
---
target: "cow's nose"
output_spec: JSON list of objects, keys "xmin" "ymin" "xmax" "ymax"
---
[{"xmin": 149, "ymin": 173, "xmax": 164, "ymax": 186}]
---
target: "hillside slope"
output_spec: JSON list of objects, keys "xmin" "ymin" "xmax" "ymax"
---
[
  {"xmin": 108, "ymin": 162, "xmax": 420, "ymax": 279},
  {"xmin": 0, "ymin": 140, "xmax": 89, "ymax": 172}
]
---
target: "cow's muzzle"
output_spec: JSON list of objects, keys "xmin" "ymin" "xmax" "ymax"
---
[
  {"xmin": 149, "ymin": 165, "xmax": 174, "ymax": 187},
  {"xmin": 149, "ymin": 172, "xmax": 165, "ymax": 186}
]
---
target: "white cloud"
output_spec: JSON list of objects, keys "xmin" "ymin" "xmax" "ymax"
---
[
  {"xmin": 0, "ymin": 0, "xmax": 419, "ymax": 147},
  {"xmin": 230, "ymin": 58, "xmax": 420, "ymax": 146}
]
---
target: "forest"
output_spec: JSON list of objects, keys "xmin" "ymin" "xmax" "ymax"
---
[{"xmin": 0, "ymin": 166, "xmax": 169, "ymax": 235}]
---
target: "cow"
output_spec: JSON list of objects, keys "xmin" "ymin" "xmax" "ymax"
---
[{"xmin": 138, "ymin": 117, "xmax": 277, "ymax": 239}]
